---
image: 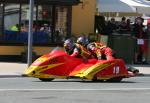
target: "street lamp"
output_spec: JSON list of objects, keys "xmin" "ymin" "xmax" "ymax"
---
[{"xmin": 28, "ymin": 0, "xmax": 34, "ymax": 66}]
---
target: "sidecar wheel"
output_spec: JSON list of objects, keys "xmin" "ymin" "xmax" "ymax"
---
[{"xmin": 39, "ymin": 78, "xmax": 54, "ymax": 81}]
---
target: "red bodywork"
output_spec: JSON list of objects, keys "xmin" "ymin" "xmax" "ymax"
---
[{"xmin": 25, "ymin": 49, "xmax": 133, "ymax": 81}]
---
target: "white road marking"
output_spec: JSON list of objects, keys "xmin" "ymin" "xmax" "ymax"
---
[{"xmin": 0, "ymin": 88, "xmax": 150, "ymax": 91}]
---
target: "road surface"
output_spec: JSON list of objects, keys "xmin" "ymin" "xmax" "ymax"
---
[{"xmin": 0, "ymin": 77, "xmax": 150, "ymax": 103}]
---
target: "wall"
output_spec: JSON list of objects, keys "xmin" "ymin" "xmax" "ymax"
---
[
  {"xmin": 72, "ymin": 0, "xmax": 96, "ymax": 36},
  {"xmin": 0, "ymin": 46, "xmax": 63, "ymax": 56},
  {"xmin": 0, "ymin": 46, "xmax": 24, "ymax": 55}
]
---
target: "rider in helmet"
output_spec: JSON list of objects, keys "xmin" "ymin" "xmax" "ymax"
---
[
  {"xmin": 87, "ymin": 42, "xmax": 114, "ymax": 60},
  {"xmin": 76, "ymin": 36, "xmax": 89, "ymax": 47},
  {"xmin": 64, "ymin": 38, "xmax": 91, "ymax": 60},
  {"xmin": 64, "ymin": 39, "xmax": 75, "ymax": 55}
]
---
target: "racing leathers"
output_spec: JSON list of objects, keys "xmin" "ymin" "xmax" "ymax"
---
[
  {"xmin": 65, "ymin": 43, "xmax": 92, "ymax": 60},
  {"xmin": 87, "ymin": 42, "xmax": 114, "ymax": 60}
]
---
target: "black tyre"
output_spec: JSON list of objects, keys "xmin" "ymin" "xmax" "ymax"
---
[
  {"xmin": 39, "ymin": 78, "xmax": 54, "ymax": 82},
  {"xmin": 92, "ymin": 76, "xmax": 104, "ymax": 82},
  {"xmin": 107, "ymin": 77, "xmax": 123, "ymax": 82}
]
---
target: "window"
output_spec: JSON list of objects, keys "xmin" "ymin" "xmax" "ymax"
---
[{"xmin": 0, "ymin": 3, "xmax": 71, "ymax": 46}]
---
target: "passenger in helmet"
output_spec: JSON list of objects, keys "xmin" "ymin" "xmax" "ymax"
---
[
  {"xmin": 64, "ymin": 38, "xmax": 92, "ymax": 60},
  {"xmin": 87, "ymin": 42, "xmax": 114, "ymax": 60}
]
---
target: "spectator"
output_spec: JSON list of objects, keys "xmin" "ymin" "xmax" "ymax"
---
[
  {"xmin": 119, "ymin": 17, "xmax": 128, "ymax": 34},
  {"xmin": 145, "ymin": 23, "xmax": 150, "ymax": 38},
  {"xmin": 132, "ymin": 17, "xmax": 145, "ymax": 38},
  {"xmin": 95, "ymin": 16, "xmax": 106, "ymax": 35},
  {"xmin": 126, "ymin": 19, "xmax": 131, "ymax": 33},
  {"xmin": 40, "ymin": 24, "xmax": 51, "ymax": 33},
  {"xmin": 105, "ymin": 17, "xmax": 118, "ymax": 34},
  {"xmin": 143, "ymin": 23, "xmax": 150, "ymax": 63},
  {"xmin": 20, "ymin": 23, "xmax": 28, "ymax": 32},
  {"xmin": 33, "ymin": 22, "xmax": 41, "ymax": 32},
  {"xmin": 40, "ymin": 23, "xmax": 51, "ymax": 41},
  {"xmin": 132, "ymin": 17, "xmax": 146, "ymax": 64},
  {"xmin": 10, "ymin": 24, "xmax": 19, "ymax": 31}
]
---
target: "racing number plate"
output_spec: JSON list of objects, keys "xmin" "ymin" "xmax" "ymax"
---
[{"xmin": 113, "ymin": 66, "xmax": 120, "ymax": 74}]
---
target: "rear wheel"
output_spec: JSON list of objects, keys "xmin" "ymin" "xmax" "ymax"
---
[
  {"xmin": 39, "ymin": 78, "xmax": 54, "ymax": 82},
  {"xmin": 107, "ymin": 77, "xmax": 123, "ymax": 82}
]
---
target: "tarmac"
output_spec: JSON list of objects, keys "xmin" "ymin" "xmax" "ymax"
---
[{"xmin": 0, "ymin": 62, "xmax": 150, "ymax": 78}]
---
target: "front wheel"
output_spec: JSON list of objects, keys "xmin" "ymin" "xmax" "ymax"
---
[
  {"xmin": 39, "ymin": 78, "xmax": 54, "ymax": 82},
  {"xmin": 92, "ymin": 76, "xmax": 104, "ymax": 82}
]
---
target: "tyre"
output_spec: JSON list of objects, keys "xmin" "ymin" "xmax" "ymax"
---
[
  {"xmin": 39, "ymin": 78, "xmax": 54, "ymax": 82},
  {"xmin": 107, "ymin": 77, "xmax": 123, "ymax": 82},
  {"xmin": 92, "ymin": 76, "xmax": 104, "ymax": 82}
]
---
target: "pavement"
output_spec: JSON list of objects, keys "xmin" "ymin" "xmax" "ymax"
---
[
  {"xmin": 0, "ymin": 62, "xmax": 28, "ymax": 78},
  {"xmin": 0, "ymin": 62, "xmax": 150, "ymax": 78},
  {"xmin": 126, "ymin": 64, "xmax": 150, "ymax": 76}
]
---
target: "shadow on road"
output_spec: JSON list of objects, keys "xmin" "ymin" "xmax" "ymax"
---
[{"xmin": 31, "ymin": 79, "xmax": 136, "ymax": 83}]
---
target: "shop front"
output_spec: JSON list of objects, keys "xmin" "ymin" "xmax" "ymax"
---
[
  {"xmin": 0, "ymin": 0, "xmax": 80, "ymax": 45},
  {"xmin": 0, "ymin": 0, "xmax": 82, "ymax": 61}
]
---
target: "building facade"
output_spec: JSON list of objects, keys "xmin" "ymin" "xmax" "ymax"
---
[{"xmin": 0, "ymin": 0, "xmax": 96, "ymax": 61}]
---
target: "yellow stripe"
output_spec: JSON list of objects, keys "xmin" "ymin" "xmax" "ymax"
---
[
  {"xmin": 37, "ymin": 63, "xmax": 65, "ymax": 72},
  {"xmin": 25, "ymin": 63, "xmax": 65, "ymax": 77},
  {"xmin": 75, "ymin": 62, "xmax": 116, "ymax": 80},
  {"xmin": 33, "ymin": 74, "xmax": 67, "ymax": 79}
]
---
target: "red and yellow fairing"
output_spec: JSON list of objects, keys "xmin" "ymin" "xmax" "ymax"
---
[
  {"xmin": 24, "ymin": 49, "xmax": 130, "ymax": 80},
  {"xmin": 24, "ymin": 50, "xmax": 83, "ymax": 78},
  {"xmin": 69, "ymin": 59, "xmax": 129, "ymax": 80}
]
